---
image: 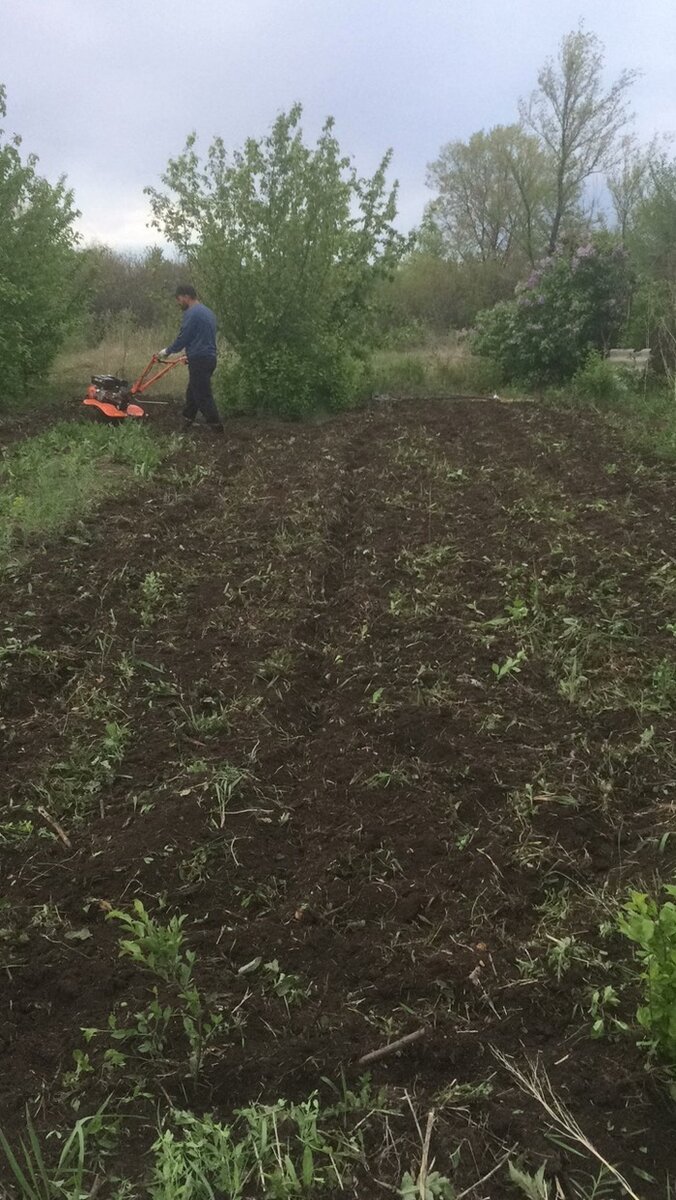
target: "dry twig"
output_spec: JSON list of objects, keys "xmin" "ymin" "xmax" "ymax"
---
[
  {"xmin": 36, "ymin": 806, "xmax": 72, "ymax": 849},
  {"xmin": 358, "ymin": 1026, "xmax": 426, "ymax": 1066},
  {"xmin": 494, "ymin": 1049, "xmax": 643, "ymax": 1200},
  {"xmin": 418, "ymin": 1108, "xmax": 435, "ymax": 1199}
]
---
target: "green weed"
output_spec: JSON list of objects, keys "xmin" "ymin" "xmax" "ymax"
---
[
  {"xmin": 0, "ymin": 1103, "xmax": 109, "ymax": 1200},
  {"xmin": 149, "ymin": 1091, "xmax": 365, "ymax": 1200},
  {"xmin": 35, "ymin": 719, "xmax": 129, "ymax": 821},
  {"xmin": 139, "ymin": 571, "xmax": 168, "ymax": 626},
  {"xmin": 0, "ymin": 423, "xmax": 174, "ymax": 564},
  {"xmin": 619, "ymin": 884, "xmax": 676, "ymax": 1061},
  {"xmin": 492, "ymin": 649, "xmax": 527, "ymax": 680},
  {"xmin": 107, "ymin": 902, "xmax": 224, "ymax": 1077}
]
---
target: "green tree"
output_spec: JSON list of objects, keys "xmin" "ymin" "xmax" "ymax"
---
[
  {"xmin": 0, "ymin": 85, "xmax": 80, "ymax": 405},
  {"xmin": 630, "ymin": 157, "xmax": 676, "ymax": 282},
  {"xmin": 626, "ymin": 157, "xmax": 676, "ymax": 373},
  {"xmin": 520, "ymin": 27, "xmax": 637, "ymax": 253},
  {"xmin": 146, "ymin": 104, "xmax": 405, "ymax": 417},
  {"xmin": 75, "ymin": 245, "xmax": 187, "ymax": 340},
  {"xmin": 607, "ymin": 135, "xmax": 657, "ymax": 244},
  {"xmin": 425, "ymin": 125, "xmax": 549, "ymax": 266},
  {"xmin": 379, "ymin": 252, "xmax": 520, "ymax": 334}
]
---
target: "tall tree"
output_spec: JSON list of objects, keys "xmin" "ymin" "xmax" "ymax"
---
[
  {"xmin": 501, "ymin": 127, "xmax": 553, "ymax": 265},
  {"xmin": 425, "ymin": 125, "xmax": 547, "ymax": 265},
  {"xmin": 520, "ymin": 27, "xmax": 637, "ymax": 252},
  {"xmin": 630, "ymin": 157, "xmax": 676, "ymax": 281},
  {"xmin": 607, "ymin": 135, "xmax": 659, "ymax": 243},
  {"xmin": 627, "ymin": 159, "xmax": 676, "ymax": 372}
]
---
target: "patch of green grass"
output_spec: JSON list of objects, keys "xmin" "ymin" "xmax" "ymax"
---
[
  {"xmin": 149, "ymin": 1086, "xmax": 373, "ymax": 1200},
  {"xmin": 370, "ymin": 347, "xmax": 501, "ymax": 396},
  {"xmin": 0, "ymin": 1103, "xmax": 113, "ymax": 1200},
  {"xmin": 561, "ymin": 375, "xmax": 676, "ymax": 461},
  {"xmin": 35, "ymin": 717, "xmax": 130, "ymax": 822},
  {"xmin": 0, "ymin": 422, "xmax": 175, "ymax": 565}
]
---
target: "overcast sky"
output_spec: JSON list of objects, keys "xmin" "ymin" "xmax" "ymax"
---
[{"xmin": 3, "ymin": 0, "xmax": 675, "ymax": 252}]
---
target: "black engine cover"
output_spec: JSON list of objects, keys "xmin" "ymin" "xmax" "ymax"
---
[{"xmin": 91, "ymin": 374, "xmax": 129, "ymax": 391}]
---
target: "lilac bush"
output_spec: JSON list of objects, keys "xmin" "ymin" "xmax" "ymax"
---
[{"xmin": 473, "ymin": 234, "xmax": 634, "ymax": 387}]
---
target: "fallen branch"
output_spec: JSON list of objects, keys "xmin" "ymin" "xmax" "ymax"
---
[
  {"xmin": 357, "ymin": 1026, "xmax": 426, "ymax": 1066},
  {"xmin": 87, "ymin": 1177, "xmax": 103, "ymax": 1200},
  {"xmin": 36, "ymin": 806, "xmax": 72, "ymax": 849},
  {"xmin": 418, "ymin": 1108, "xmax": 435, "ymax": 1200}
]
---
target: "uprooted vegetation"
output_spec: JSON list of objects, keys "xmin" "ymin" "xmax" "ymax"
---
[{"xmin": 1, "ymin": 397, "xmax": 675, "ymax": 1198}]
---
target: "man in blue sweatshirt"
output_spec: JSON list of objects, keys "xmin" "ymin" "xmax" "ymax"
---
[{"xmin": 159, "ymin": 285, "xmax": 224, "ymax": 434}]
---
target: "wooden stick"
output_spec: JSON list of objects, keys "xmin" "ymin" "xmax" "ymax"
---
[
  {"xmin": 357, "ymin": 1026, "xmax": 426, "ymax": 1066},
  {"xmin": 36, "ymin": 806, "xmax": 72, "ymax": 849},
  {"xmin": 418, "ymin": 1109, "xmax": 435, "ymax": 1200},
  {"xmin": 454, "ymin": 1148, "xmax": 516, "ymax": 1200}
]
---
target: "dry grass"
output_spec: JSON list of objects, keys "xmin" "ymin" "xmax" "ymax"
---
[{"xmin": 52, "ymin": 327, "xmax": 169, "ymax": 393}]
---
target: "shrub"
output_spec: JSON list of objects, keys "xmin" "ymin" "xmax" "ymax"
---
[
  {"xmin": 618, "ymin": 884, "xmax": 676, "ymax": 1061},
  {"xmin": 473, "ymin": 233, "xmax": 634, "ymax": 387},
  {"xmin": 570, "ymin": 351, "xmax": 633, "ymax": 404},
  {"xmin": 147, "ymin": 105, "xmax": 405, "ymax": 418},
  {"xmin": 0, "ymin": 85, "xmax": 80, "ymax": 407}
]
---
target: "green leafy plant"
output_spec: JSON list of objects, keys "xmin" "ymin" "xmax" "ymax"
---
[
  {"xmin": 262, "ymin": 959, "xmax": 309, "ymax": 1008},
  {"xmin": 109, "ymin": 901, "xmax": 189, "ymax": 985},
  {"xmin": 0, "ymin": 85, "xmax": 80, "ymax": 408},
  {"xmin": 588, "ymin": 985, "xmax": 629, "ymax": 1040},
  {"xmin": 618, "ymin": 884, "xmax": 676, "ymax": 1059},
  {"xmin": 0, "ymin": 1104, "xmax": 108, "ymax": 1200},
  {"xmin": 492, "ymin": 649, "xmax": 527, "ymax": 680},
  {"xmin": 149, "ymin": 1093, "xmax": 364, "ymax": 1200},
  {"xmin": 34, "ymin": 717, "xmax": 130, "ymax": 821},
  {"xmin": 399, "ymin": 1169, "xmax": 456, "ymax": 1198},
  {"xmin": 104, "ymin": 996, "xmax": 174, "ymax": 1060},
  {"xmin": 507, "ymin": 1161, "xmax": 550, "ymax": 1199},
  {"xmin": 571, "ymin": 350, "xmax": 633, "ymax": 405},
  {"xmin": 473, "ymin": 234, "xmax": 634, "ymax": 387},
  {"xmin": 107, "ymin": 903, "xmax": 223, "ymax": 1077},
  {"xmin": 139, "ymin": 571, "xmax": 167, "ymax": 626},
  {"xmin": 147, "ymin": 104, "xmax": 406, "ymax": 417}
]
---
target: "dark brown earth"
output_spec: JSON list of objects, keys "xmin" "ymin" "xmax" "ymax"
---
[{"xmin": 1, "ymin": 397, "xmax": 675, "ymax": 1197}]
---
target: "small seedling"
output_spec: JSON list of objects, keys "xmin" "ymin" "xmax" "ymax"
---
[
  {"xmin": 139, "ymin": 570, "xmax": 167, "ymax": 626},
  {"xmin": 491, "ymin": 649, "xmax": 527, "ymax": 681},
  {"xmin": 108, "ymin": 901, "xmax": 190, "ymax": 986},
  {"xmin": 588, "ymin": 985, "xmax": 629, "ymax": 1040}
]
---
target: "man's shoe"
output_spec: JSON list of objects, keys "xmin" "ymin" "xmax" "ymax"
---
[
  {"xmin": 182, "ymin": 420, "xmax": 194, "ymax": 434},
  {"xmin": 209, "ymin": 424, "xmax": 225, "ymax": 436}
]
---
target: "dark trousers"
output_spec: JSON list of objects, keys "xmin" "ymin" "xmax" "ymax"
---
[{"xmin": 183, "ymin": 357, "xmax": 222, "ymax": 426}]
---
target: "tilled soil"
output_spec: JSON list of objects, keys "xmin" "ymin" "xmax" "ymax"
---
[{"xmin": 1, "ymin": 397, "xmax": 675, "ymax": 1196}]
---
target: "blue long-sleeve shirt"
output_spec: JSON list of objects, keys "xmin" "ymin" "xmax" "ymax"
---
[{"xmin": 165, "ymin": 302, "xmax": 217, "ymax": 360}]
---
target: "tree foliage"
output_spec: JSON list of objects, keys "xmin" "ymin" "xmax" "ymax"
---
[
  {"xmin": 75, "ymin": 246, "xmax": 187, "ymax": 340},
  {"xmin": 378, "ymin": 253, "xmax": 520, "ymax": 335},
  {"xmin": 425, "ymin": 125, "xmax": 550, "ymax": 267},
  {"xmin": 520, "ymin": 26, "xmax": 637, "ymax": 252},
  {"xmin": 425, "ymin": 28, "xmax": 637, "ymax": 271},
  {"xmin": 624, "ymin": 157, "xmax": 676, "ymax": 372},
  {"xmin": 607, "ymin": 135, "xmax": 657, "ymax": 244},
  {"xmin": 0, "ymin": 85, "xmax": 80, "ymax": 404},
  {"xmin": 146, "ymin": 104, "xmax": 405, "ymax": 417},
  {"xmin": 473, "ymin": 233, "xmax": 633, "ymax": 386}
]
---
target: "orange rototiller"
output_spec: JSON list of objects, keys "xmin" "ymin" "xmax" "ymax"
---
[{"xmin": 82, "ymin": 354, "xmax": 187, "ymax": 422}]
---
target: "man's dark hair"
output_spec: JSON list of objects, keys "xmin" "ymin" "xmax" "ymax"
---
[{"xmin": 175, "ymin": 284, "xmax": 197, "ymax": 299}]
